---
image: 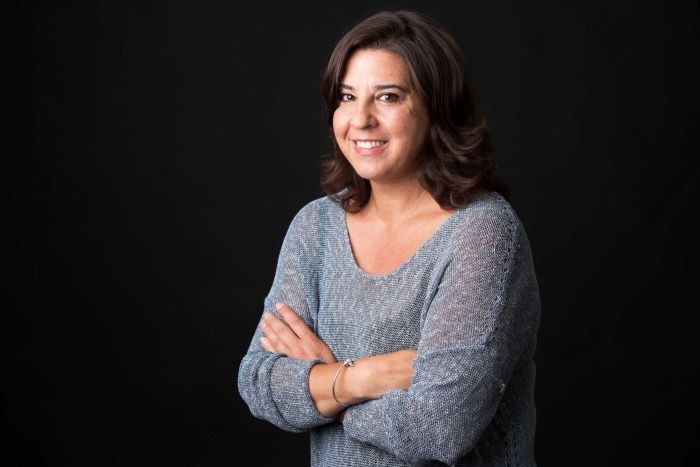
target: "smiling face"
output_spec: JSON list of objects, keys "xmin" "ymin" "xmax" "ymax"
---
[{"xmin": 332, "ymin": 49, "xmax": 430, "ymax": 185}]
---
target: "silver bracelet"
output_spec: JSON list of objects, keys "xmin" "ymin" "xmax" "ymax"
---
[{"xmin": 332, "ymin": 358, "xmax": 356, "ymax": 407}]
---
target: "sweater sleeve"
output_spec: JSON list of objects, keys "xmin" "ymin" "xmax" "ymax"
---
[
  {"xmin": 236, "ymin": 201, "xmax": 335, "ymax": 432},
  {"xmin": 342, "ymin": 203, "xmax": 541, "ymax": 464}
]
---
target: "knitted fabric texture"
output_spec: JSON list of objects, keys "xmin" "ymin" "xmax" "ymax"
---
[{"xmin": 237, "ymin": 191, "xmax": 541, "ymax": 466}]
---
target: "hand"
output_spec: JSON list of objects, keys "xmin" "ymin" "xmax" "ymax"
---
[{"xmin": 259, "ymin": 303, "xmax": 337, "ymax": 364}]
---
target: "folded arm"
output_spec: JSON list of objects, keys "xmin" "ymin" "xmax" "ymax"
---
[
  {"xmin": 260, "ymin": 303, "xmax": 416, "ymax": 418},
  {"xmin": 236, "ymin": 205, "xmax": 335, "ymax": 432}
]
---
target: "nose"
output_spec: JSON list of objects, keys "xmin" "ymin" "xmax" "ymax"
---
[{"xmin": 349, "ymin": 100, "xmax": 377, "ymax": 129}]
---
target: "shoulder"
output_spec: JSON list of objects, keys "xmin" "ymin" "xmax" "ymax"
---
[
  {"xmin": 289, "ymin": 194, "xmax": 341, "ymax": 227},
  {"xmin": 454, "ymin": 191, "xmax": 520, "ymax": 232},
  {"xmin": 278, "ymin": 195, "xmax": 343, "ymax": 266},
  {"xmin": 283, "ymin": 194, "xmax": 342, "ymax": 243},
  {"xmin": 448, "ymin": 191, "xmax": 525, "ymax": 252}
]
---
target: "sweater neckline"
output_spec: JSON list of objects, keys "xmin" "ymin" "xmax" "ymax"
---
[
  {"xmin": 337, "ymin": 191, "xmax": 495, "ymax": 279},
  {"xmin": 338, "ymin": 194, "xmax": 474, "ymax": 280}
]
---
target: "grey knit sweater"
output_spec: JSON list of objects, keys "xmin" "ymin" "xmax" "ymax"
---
[{"xmin": 237, "ymin": 191, "xmax": 541, "ymax": 466}]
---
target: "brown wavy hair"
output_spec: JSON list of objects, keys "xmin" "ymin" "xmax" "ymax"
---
[{"xmin": 320, "ymin": 10, "xmax": 509, "ymax": 212}]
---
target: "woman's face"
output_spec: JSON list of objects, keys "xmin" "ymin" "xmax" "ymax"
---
[{"xmin": 332, "ymin": 49, "xmax": 430, "ymax": 185}]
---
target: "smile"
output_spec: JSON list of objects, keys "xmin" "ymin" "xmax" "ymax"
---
[{"xmin": 354, "ymin": 140, "xmax": 387, "ymax": 149}]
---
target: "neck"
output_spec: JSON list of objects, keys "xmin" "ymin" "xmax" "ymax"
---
[{"xmin": 367, "ymin": 178, "xmax": 436, "ymax": 224}]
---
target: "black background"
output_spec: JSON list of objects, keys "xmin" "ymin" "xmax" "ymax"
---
[{"xmin": 3, "ymin": 1, "xmax": 699, "ymax": 465}]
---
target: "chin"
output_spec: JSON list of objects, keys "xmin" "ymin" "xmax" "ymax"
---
[{"xmin": 350, "ymin": 165, "xmax": 386, "ymax": 182}]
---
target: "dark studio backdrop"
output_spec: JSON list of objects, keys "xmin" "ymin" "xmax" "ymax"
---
[{"xmin": 2, "ymin": 0, "xmax": 699, "ymax": 465}]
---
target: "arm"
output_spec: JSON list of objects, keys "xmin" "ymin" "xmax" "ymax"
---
[
  {"xmin": 260, "ymin": 303, "xmax": 416, "ymax": 417},
  {"xmin": 236, "ymin": 204, "xmax": 336, "ymax": 432},
  {"xmin": 341, "ymin": 207, "xmax": 541, "ymax": 464}
]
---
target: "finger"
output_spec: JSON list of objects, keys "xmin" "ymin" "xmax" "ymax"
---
[
  {"xmin": 259, "ymin": 336, "xmax": 273, "ymax": 352},
  {"xmin": 263, "ymin": 312, "xmax": 300, "ymax": 348},
  {"xmin": 259, "ymin": 317, "xmax": 284, "ymax": 353},
  {"xmin": 275, "ymin": 303, "xmax": 313, "ymax": 339},
  {"xmin": 260, "ymin": 327, "xmax": 288, "ymax": 355}
]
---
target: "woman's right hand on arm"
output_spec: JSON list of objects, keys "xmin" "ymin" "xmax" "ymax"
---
[{"xmin": 259, "ymin": 303, "xmax": 336, "ymax": 364}]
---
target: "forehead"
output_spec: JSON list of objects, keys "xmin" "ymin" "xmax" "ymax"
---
[{"xmin": 341, "ymin": 49, "xmax": 410, "ymax": 86}]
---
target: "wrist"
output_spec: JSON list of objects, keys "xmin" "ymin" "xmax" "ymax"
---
[{"xmin": 332, "ymin": 359, "xmax": 356, "ymax": 407}]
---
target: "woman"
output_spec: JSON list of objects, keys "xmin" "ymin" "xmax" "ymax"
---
[{"xmin": 237, "ymin": 10, "xmax": 541, "ymax": 466}]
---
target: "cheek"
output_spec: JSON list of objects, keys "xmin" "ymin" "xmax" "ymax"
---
[
  {"xmin": 401, "ymin": 110, "xmax": 429, "ymax": 141},
  {"xmin": 389, "ymin": 108, "xmax": 415, "ymax": 131},
  {"xmin": 332, "ymin": 109, "xmax": 345, "ymax": 139}
]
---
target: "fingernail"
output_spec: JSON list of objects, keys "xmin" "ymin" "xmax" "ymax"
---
[{"xmin": 275, "ymin": 303, "xmax": 283, "ymax": 310}]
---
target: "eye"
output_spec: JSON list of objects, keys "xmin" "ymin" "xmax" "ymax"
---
[
  {"xmin": 377, "ymin": 93, "xmax": 400, "ymax": 103},
  {"xmin": 339, "ymin": 93, "xmax": 355, "ymax": 102}
]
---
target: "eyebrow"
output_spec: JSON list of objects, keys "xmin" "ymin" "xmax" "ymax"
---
[{"xmin": 339, "ymin": 83, "xmax": 409, "ymax": 93}]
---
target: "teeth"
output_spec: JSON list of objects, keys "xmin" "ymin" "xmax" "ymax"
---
[{"xmin": 356, "ymin": 140, "xmax": 386, "ymax": 149}]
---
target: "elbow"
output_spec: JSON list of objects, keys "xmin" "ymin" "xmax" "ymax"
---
[
  {"xmin": 425, "ymin": 434, "xmax": 479, "ymax": 465},
  {"xmin": 236, "ymin": 360, "xmax": 307, "ymax": 434},
  {"xmin": 236, "ymin": 353, "xmax": 276, "ymax": 424},
  {"xmin": 237, "ymin": 353, "xmax": 328, "ymax": 433},
  {"xmin": 236, "ymin": 357, "xmax": 261, "ymax": 416},
  {"xmin": 386, "ymin": 408, "xmax": 485, "ymax": 465},
  {"xmin": 394, "ymin": 429, "xmax": 479, "ymax": 465}
]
